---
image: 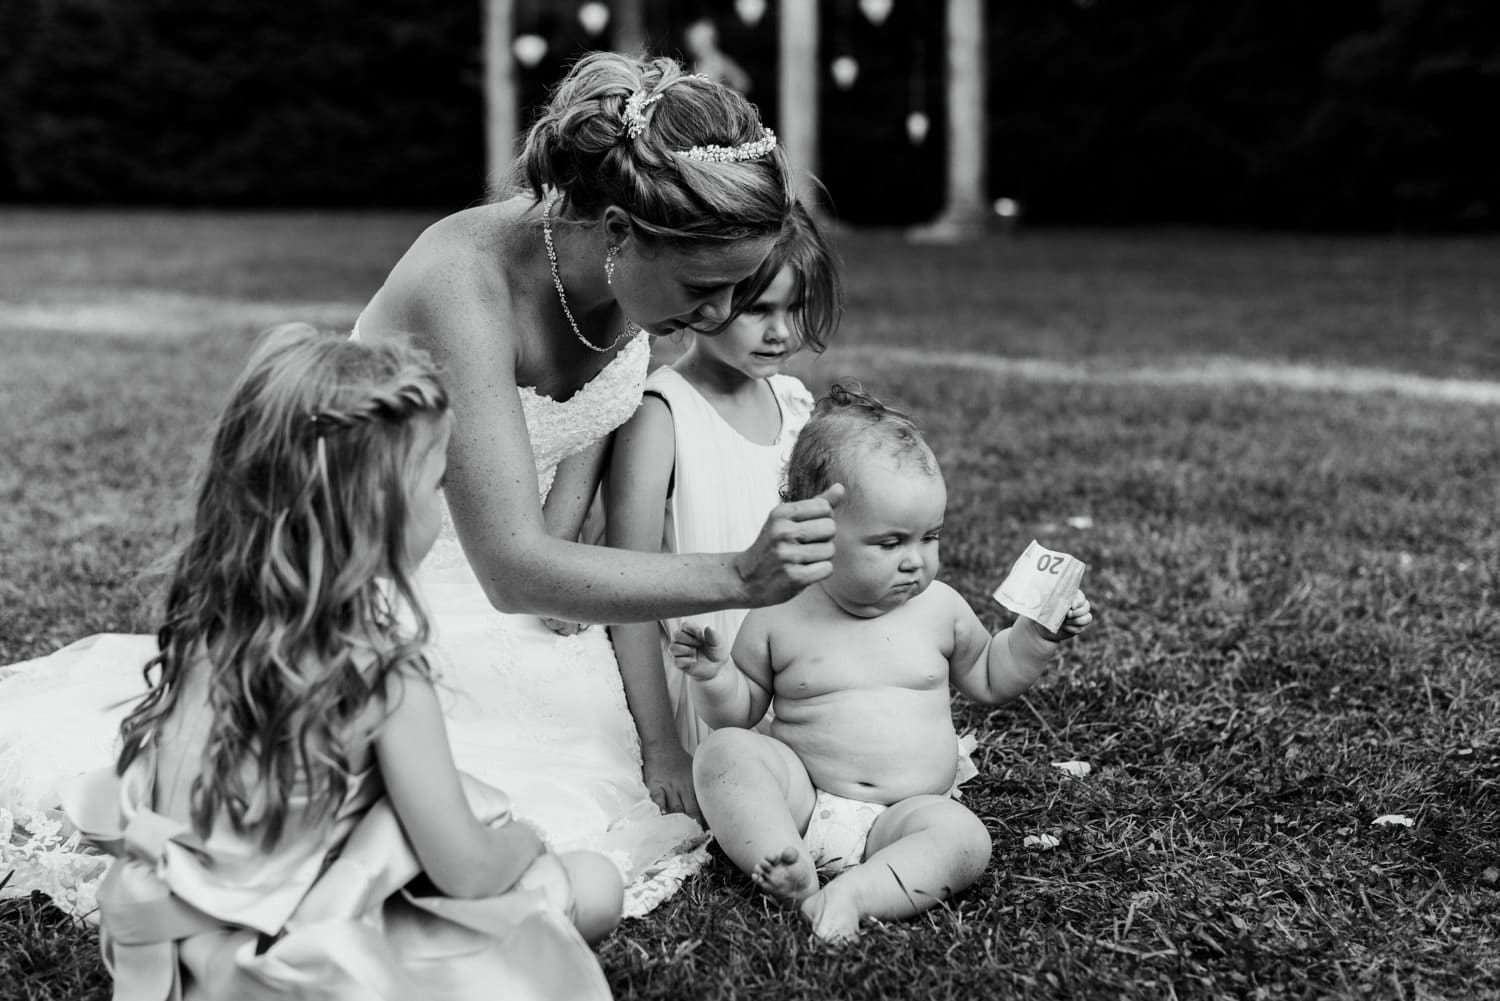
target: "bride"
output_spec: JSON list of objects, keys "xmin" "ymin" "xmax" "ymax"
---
[{"xmin": 0, "ymin": 52, "xmax": 841, "ymax": 919}]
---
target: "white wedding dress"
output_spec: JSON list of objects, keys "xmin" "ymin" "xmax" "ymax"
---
[{"xmin": 0, "ymin": 330, "xmax": 707, "ymax": 919}]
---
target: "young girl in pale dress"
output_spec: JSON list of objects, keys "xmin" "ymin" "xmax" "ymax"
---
[
  {"xmin": 63, "ymin": 325, "xmax": 622, "ymax": 1001},
  {"xmin": 604, "ymin": 203, "xmax": 842, "ymax": 819}
]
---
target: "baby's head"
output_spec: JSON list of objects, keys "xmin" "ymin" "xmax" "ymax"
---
[{"xmin": 784, "ymin": 385, "xmax": 945, "ymax": 616}]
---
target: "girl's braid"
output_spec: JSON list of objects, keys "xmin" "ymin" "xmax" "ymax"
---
[{"xmin": 309, "ymin": 377, "xmax": 446, "ymax": 435}]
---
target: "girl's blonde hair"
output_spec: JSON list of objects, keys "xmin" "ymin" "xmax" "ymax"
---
[
  {"xmin": 514, "ymin": 50, "xmax": 792, "ymax": 245},
  {"xmin": 117, "ymin": 323, "xmax": 449, "ymax": 848}
]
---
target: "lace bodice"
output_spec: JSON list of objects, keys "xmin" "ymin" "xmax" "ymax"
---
[
  {"xmin": 523, "ymin": 332, "xmax": 649, "ymax": 501},
  {"xmin": 422, "ymin": 332, "xmax": 649, "ymax": 578}
]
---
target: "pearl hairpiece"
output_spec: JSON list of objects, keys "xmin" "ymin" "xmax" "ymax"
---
[
  {"xmin": 680, "ymin": 127, "xmax": 779, "ymax": 163},
  {"xmin": 623, "ymin": 90, "xmax": 662, "ymax": 140}
]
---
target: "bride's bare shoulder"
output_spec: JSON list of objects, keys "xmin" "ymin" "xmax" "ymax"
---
[
  {"xmin": 367, "ymin": 197, "xmax": 536, "ymax": 332},
  {"xmin": 402, "ymin": 198, "xmax": 531, "ymax": 274}
]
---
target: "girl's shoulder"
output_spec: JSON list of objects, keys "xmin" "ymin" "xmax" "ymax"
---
[
  {"xmin": 769, "ymin": 374, "xmax": 815, "ymax": 427},
  {"xmin": 643, "ymin": 363, "xmax": 691, "ymax": 395}
]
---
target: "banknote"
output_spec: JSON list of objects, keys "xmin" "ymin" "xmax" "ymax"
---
[{"xmin": 992, "ymin": 540, "xmax": 1088, "ymax": 633}]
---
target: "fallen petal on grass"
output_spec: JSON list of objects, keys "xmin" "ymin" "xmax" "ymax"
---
[
  {"xmin": 1023, "ymin": 834, "xmax": 1061, "ymax": 850},
  {"xmin": 1051, "ymin": 760, "xmax": 1092, "ymax": 777},
  {"xmin": 1371, "ymin": 814, "xmax": 1415, "ymax": 828}
]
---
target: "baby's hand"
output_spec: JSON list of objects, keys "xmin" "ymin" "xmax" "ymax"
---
[
  {"xmin": 1034, "ymin": 590, "xmax": 1094, "ymax": 642},
  {"xmin": 670, "ymin": 624, "xmax": 728, "ymax": 681},
  {"xmin": 539, "ymin": 616, "xmax": 589, "ymax": 636}
]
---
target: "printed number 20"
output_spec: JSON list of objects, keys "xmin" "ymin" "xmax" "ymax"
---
[{"xmin": 1036, "ymin": 555, "xmax": 1065, "ymax": 574}]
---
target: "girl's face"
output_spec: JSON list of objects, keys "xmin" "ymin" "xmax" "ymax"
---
[
  {"xmin": 820, "ymin": 453, "xmax": 946, "ymax": 618},
  {"xmin": 691, "ymin": 266, "xmax": 800, "ymax": 380},
  {"xmin": 614, "ymin": 235, "xmax": 776, "ymax": 337},
  {"xmin": 402, "ymin": 412, "xmax": 451, "ymax": 568}
]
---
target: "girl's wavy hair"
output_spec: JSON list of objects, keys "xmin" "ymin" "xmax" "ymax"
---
[
  {"xmin": 116, "ymin": 323, "xmax": 449, "ymax": 849},
  {"xmin": 513, "ymin": 50, "xmax": 793, "ymax": 245},
  {"xmin": 782, "ymin": 383, "xmax": 938, "ymax": 502},
  {"xmin": 704, "ymin": 199, "xmax": 843, "ymax": 354}
]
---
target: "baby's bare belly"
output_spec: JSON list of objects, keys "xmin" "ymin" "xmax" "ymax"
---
[{"xmin": 771, "ymin": 688, "xmax": 959, "ymax": 804}]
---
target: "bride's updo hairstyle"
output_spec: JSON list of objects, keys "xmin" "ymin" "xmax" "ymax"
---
[{"xmin": 517, "ymin": 51, "xmax": 793, "ymax": 243}]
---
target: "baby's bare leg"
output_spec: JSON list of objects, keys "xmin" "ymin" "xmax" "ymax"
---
[
  {"xmin": 802, "ymin": 796, "xmax": 991, "ymax": 943},
  {"xmin": 693, "ymin": 728, "xmax": 818, "ymax": 904}
]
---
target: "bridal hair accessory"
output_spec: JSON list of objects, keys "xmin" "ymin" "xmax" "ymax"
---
[
  {"xmin": 542, "ymin": 193, "xmax": 637, "ymax": 353},
  {"xmin": 604, "ymin": 245, "xmax": 620, "ymax": 284},
  {"xmin": 623, "ymin": 90, "xmax": 663, "ymax": 140},
  {"xmin": 680, "ymin": 127, "xmax": 779, "ymax": 163}
]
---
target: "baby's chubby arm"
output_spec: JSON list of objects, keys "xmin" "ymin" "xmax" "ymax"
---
[
  {"xmin": 950, "ymin": 586, "xmax": 1094, "ymax": 705},
  {"xmin": 669, "ymin": 614, "xmax": 774, "ymax": 729}
]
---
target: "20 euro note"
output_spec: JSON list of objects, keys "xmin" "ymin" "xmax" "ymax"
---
[{"xmin": 992, "ymin": 540, "xmax": 1088, "ymax": 634}]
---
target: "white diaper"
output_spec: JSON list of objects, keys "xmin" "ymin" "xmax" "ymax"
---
[
  {"xmin": 801, "ymin": 733, "xmax": 981, "ymax": 875},
  {"xmin": 803, "ymin": 789, "xmax": 887, "ymax": 874}
]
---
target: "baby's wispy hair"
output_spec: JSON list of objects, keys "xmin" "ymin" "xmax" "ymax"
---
[{"xmin": 782, "ymin": 383, "xmax": 938, "ymax": 502}]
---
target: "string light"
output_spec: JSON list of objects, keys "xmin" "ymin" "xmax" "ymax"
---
[
  {"xmin": 735, "ymin": 0, "xmax": 766, "ymax": 27},
  {"xmin": 578, "ymin": 2, "xmax": 610, "ymax": 36},
  {"xmin": 513, "ymin": 33, "xmax": 548, "ymax": 67},
  {"xmin": 831, "ymin": 55, "xmax": 859, "ymax": 89},
  {"xmin": 859, "ymin": 0, "xmax": 893, "ymax": 25}
]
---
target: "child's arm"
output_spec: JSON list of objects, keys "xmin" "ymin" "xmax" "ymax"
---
[
  {"xmin": 543, "ymin": 436, "xmax": 611, "ymax": 543},
  {"xmin": 374, "ymin": 668, "xmax": 548, "ymax": 898},
  {"xmin": 950, "ymin": 587, "xmax": 1093, "ymax": 705},
  {"xmin": 670, "ymin": 614, "xmax": 774, "ymax": 729},
  {"xmin": 535, "ymin": 438, "xmax": 612, "ymax": 635},
  {"xmin": 603, "ymin": 394, "xmax": 697, "ymax": 817}
]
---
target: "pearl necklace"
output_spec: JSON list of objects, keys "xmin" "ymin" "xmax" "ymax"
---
[{"xmin": 542, "ymin": 194, "xmax": 636, "ymax": 354}]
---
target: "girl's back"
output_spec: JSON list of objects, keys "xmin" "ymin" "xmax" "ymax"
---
[{"xmin": 62, "ymin": 324, "xmax": 616, "ymax": 1001}]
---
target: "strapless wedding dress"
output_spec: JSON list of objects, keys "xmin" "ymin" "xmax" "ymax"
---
[{"xmin": 0, "ymin": 331, "xmax": 707, "ymax": 919}]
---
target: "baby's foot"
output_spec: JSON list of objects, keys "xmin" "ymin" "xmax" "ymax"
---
[
  {"xmin": 800, "ymin": 886, "xmax": 862, "ymax": 944},
  {"xmin": 751, "ymin": 845, "xmax": 818, "ymax": 906}
]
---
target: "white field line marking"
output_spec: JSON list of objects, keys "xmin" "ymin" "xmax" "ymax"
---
[
  {"xmin": 834, "ymin": 345, "xmax": 1500, "ymax": 406},
  {"xmin": 0, "ymin": 293, "xmax": 359, "ymax": 339}
]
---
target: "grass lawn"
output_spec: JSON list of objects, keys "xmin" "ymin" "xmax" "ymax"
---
[{"xmin": 2, "ymin": 210, "xmax": 1498, "ymax": 1000}]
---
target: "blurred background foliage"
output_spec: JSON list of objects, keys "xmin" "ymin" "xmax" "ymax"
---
[{"xmin": 0, "ymin": 0, "xmax": 1495, "ymax": 230}]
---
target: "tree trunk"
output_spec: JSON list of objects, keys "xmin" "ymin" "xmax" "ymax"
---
[
  {"xmin": 778, "ymin": 0, "xmax": 820, "ymax": 209},
  {"xmin": 614, "ymin": 0, "xmax": 648, "ymax": 53},
  {"xmin": 909, "ymin": 0, "xmax": 988, "ymax": 242},
  {"xmin": 483, "ymin": 0, "xmax": 518, "ymax": 194}
]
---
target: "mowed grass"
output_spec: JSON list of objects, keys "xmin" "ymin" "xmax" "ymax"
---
[{"xmin": 2, "ymin": 210, "xmax": 1498, "ymax": 1000}]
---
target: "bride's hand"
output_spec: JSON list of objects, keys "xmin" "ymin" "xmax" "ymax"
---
[
  {"xmin": 642, "ymin": 739, "xmax": 700, "ymax": 822},
  {"xmin": 733, "ymin": 484, "xmax": 844, "ymax": 607}
]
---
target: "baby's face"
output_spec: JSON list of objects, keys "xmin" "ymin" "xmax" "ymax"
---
[{"xmin": 821, "ymin": 455, "xmax": 946, "ymax": 618}]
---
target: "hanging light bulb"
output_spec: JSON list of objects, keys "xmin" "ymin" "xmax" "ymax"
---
[
  {"xmin": 735, "ymin": 0, "xmax": 767, "ymax": 26},
  {"xmin": 831, "ymin": 55, "xmax": 860, "ymax": 90},
  {"xmin": 859, "ymin": 0, "xmax": 894, "ymax": 25},
  {"xmin": 905, "ymin": 110, "xmax": 930, "ymax": 145},
  {"xmin": 578, "ymin": 2, "xmax": 610, "ymax": 36},
  {"xmin": 513, "ymin": 33, "xmax": 549, "ymax": 68}
]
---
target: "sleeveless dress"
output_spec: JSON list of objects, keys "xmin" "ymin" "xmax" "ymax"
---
[
  {"xmin": 0, "ymin": 330, "xmax": 707, "ymax": 920},
  {"xmin": 646, "ymin": 369, "xmax": 813, "ymax": 752}
]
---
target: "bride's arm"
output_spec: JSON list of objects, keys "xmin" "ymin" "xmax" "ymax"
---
[{"xmin": 359, "ymin": 237, "xmax": 838, "ymax": 623}]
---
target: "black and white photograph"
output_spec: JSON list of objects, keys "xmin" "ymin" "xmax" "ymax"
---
[{"xmin": 2, "ymin": 1, "xmax": 1497, "ymax": 998}]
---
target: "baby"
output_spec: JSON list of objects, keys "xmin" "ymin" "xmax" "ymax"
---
[{"xmin": 672, "ymin": 385, "xmax": 1093, "ymax": 942}]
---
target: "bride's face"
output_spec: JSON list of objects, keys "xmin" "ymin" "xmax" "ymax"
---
[{"xmin": 613, "ymin": 235, "xmax": 776, "ymax": 337}]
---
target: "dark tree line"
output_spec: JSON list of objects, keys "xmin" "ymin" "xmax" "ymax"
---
[{"xmin": 1, "ymin": 0, "xmax": 1495, "ymax": 229}]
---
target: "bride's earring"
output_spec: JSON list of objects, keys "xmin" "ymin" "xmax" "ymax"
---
[{"xmin": 604, "ymin": 245, "xmax": 621, "ymax": 285}]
